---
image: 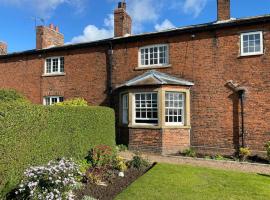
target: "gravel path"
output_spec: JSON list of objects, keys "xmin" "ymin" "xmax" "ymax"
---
[{"xmin": 119, "ymin": 151, "xmax": 270, "ymax": 174}]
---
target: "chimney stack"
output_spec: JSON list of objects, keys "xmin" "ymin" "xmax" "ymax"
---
[
  {"xmin": 0, "ymin": 41, "xmax": 7, "ymax": 55},
  {"xmin": 217, "ymin": 0, "xmax": 231, "ymax": 21},
  {"xmin": 36, "ymin": 24, "xmax": 64, "ymax": 50},
  {"xmin": 114, "ymin": 1, "xmax": 132, "ymax": 37}
]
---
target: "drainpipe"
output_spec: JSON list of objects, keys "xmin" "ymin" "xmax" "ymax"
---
[
  {"xmin": 108, "ymin": 42, "xmax": 114, "ymax": 105},
  {"xmin": 237, "ymin": 88, "xmax": 246, "ymax": 148}
]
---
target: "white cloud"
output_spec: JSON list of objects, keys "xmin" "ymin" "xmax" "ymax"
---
[
  {"xmin": 0, "ymin": 0, "xmax": 87, "ymax": 18},
  {"xmin": 182, "ymin": 0, "xmax": 208, "ymax": 17},
  {"xmin": 155, "ymin": 19, "xmax": 176, "ymax": 31},
  {"xmin": 70, "ymin": 14, "xmax": 113, "ymax": 43},
  {"xmin": 126, "ymin": 0, "xmax": 163, "ymax": 33}
]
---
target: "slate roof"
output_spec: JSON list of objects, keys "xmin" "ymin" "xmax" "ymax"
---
[{"xmin": 117, "ymin": 70, "xmax": 194, "ymax": 89}]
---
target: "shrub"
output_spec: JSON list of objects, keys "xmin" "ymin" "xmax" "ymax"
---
[
  {"xmin": 15, "ymin": 158, "xmax": 81, "ymax": 200},
  {"xmin": 265, "ymin": 141, "xmax": 270, "ymax": 162},
  {"xmin": 239, "ymin": 147, "xmax": 251, "ymax": 161},
  {"xmin": 0, "ymin": 89, "xmax": 29, "ymax": 104},
  {"xmin": 113, "ymin": 156, "xmax": 127, "ymax": 172},
  {"xmin": 0, "ymin": 103, "xmax": 115, "ymax": 198},
  {"xmin": 182, "ymin": 148, "xmax": 196, "ymax": 157},
  {"xmin": 116, "ymin": 144, "xmax": 128, "ymax": 152},
  {"xmin": 55, "ymin": 98, "xmax": 88, "ymax": 106},
  {"xmin": 86, "ymin": 145, "xmax": 116, "ymax": 168},
  {"xmin": 214, "ymin": 155, "xmax": 226, "ymax": 161},
  {"xmin": 129, "ymin": 153, "xmax": 149, "ymax": 170}
]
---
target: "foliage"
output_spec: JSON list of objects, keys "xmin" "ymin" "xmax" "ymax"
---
[
  {"xmin": 239, "ymin": 147, "xmax": 251, "ymax": 161},
  {"xmin": 116, "ymin": 164, "xmax": 270, "ymax": 200},
  {"xmin": 113, "ymin": 156, "xmax": 127, "ymax": 172},
  {"xmin": 214, "ymin": 155, "xmax": 226, "ymax": 161},
  {"xmin": 82, "ymin": 196, "xmax": 97, "ymax": 200},
  {"xmin": 265, "ymin": 141, "xmax": 270, "ymax": 162},
  {"xmin": 129, "ymin": 153, "xmax": 149, "ymax": 170},
  {"xmin": 116, "ymin": 145, "xmax": 128, "ymax": 152},
  {"xmin": 182, "ymin": 148, "xmax": 196, "ymax": 157},
  {"xmin": 0, "ymin": 103, "xmax": 115, "ymax": 198},
  {"xmin": 15, "ymin": 158, "xmax": 81, "ymax": 200},
  {"xmin": 0, "ymin": 89, "xmax": 29, "ymax": 104},
  {"xmin": 55, "ymin": 98, "xmax": 88, "ymax": 107},
  {"xmin": 77, "ymin": 159, "xmax": 92, "ymax": 174},
  {"xmin": 86, "ymin": 145, "xmax": 117, "ymax": 168}
]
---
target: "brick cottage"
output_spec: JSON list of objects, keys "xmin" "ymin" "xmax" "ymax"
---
[{"xmin": 0, "ymin": 0, "xmax": 269, "ymax": 155}]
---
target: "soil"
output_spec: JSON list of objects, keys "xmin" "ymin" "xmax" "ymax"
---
[{"xmin": 75, "ymin": 163, "xmax": 156, "ymax": 200}]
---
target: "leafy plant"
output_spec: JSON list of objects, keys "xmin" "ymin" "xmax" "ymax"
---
[
  {"xmin": 239, "ymin": 147, "xmax": 251, "ymax": 161},
  {"xmin": 129, "ymin": 153, "xmax": 149, "ymax": 170},
  {"xmin": 182, "ymin": 148, "xmax": 196, "ymax": 157},
  {"xmin": 87, "ymin": 145, "xmax": 116, "ymax": 168},
  {"xmin": 113, "ymin": 156, "xmax": 127, "ymax": 172},
  {"xmin": 55, "ymin": 97, "xmax": 88, "ymax": 106},
  {"xmin": 265, "ymin": 141, "xmax": 270, "ymax": 162},
  {"xmin": 116, "ymin": 144, "xmax": 128, "ymax": 152},
  {"xmin": 214, "ymin": 155, "xmax": 225, "ymax": 161},
  {"xmin": 15, "ymin": 158, "xmax": 81, "ymax": 200},
  {"xmin": 77, "ymin": 159, "xmax": 92, "ymax": 174}
]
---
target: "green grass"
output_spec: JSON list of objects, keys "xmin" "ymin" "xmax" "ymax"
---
[{"xmin": 116, "ymin": 164, "xmax": 270, "ymax": 200}]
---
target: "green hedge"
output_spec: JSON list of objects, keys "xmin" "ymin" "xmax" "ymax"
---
[
  {"xmin": 0, "ymin": 102, "xmax": 115, "ymax": 197},
  {"xmin": 0, "ymin": 89, "xmax": 29, "ymax": 104}
]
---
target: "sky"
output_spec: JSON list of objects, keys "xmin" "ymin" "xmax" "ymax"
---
[{"xmin": 0, "ymin": 0, "xmax": 269, "ymax": 53}]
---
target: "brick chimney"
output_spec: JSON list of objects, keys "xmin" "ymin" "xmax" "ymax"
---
[
  {"xmin": 36, "ymin": 24, "xmax": 64, "ymax": 50},
  {"xmin": 217, "ymin": 0, "xmax": 231, "ymax": 21},
  {"xmin": 114, "ymin": 1, "xmax": 132, "ymax": 37},
  {"xmin": 0, "ymin": 41, "xmax": 7, "ymax": 55}
]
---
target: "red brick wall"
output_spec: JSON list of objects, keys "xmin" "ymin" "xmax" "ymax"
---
[
  {"xmin": 162, "ymin": 129, "xmax": 190, "ymax": 154},
  {"xmin": 0, "ymin": 47, "xmax": 109, "ymax": 105},
  {"xmin": 129, "ymin": 129, "xmax": 163, "ymax": 154}
]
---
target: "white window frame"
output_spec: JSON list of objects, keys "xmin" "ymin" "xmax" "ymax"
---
[
  {"xmin": 138, "ymin": 44, "xmax": 169, "ymax": 68},
  {"xmin": 165, "ymin": 92, "xmax": 185, "ymax": 126},
  {"xmin": 122, "ymin": 94, "xmax": 129, "ymax": 124},
  {"xmin": 44, "ymin": 56, "xmax": 64, "ymax": 75},
  {"xmin": 133, "ymin": 92, "xmax": 158, "ymax": 125},
  {"xmin": 43, "ymin": 96, "xmax": 64, "ymax": 106},
  {"xmin": 240, "ymin": 31, "xmax": 263, "ymax": 56}
]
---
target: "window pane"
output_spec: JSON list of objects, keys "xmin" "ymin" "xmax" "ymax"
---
[
  {"xmin": 122, "ymin": 94, "xmax": 128, "ymax": 124},
  {"xmin": 52, "ymin": 58, "xmax": 58, "ymax": 72},
  {"xmin": 165, "ymin": 92, "xmax": 184, "ymax": 124},
  {"xmin": 60, "ymin": 57, "xmax": 64, "ymax": 73},
  {"xmin": 46, "ymin": 59, "xmax": 51, "ymax": 73}
]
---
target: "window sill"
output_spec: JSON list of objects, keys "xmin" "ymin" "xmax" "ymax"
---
[
  {"xmin": 135, "ymin": 64, "xmax": 172, "ymax": 71},
  {"xmin": 238, "ymin": 53, "xmax": 264, "ymax": 58},
  {"xmin": 128, "ymin": 124, "xmax": 161, "ymax": 129},
  {"xmin": 42, "ymin": 73, "xmax": 66, "ymax": 77}
]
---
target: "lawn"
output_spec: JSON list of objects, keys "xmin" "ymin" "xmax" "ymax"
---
[{"xmin": 116, "ymin": 163, "xmax": 270, "ymax": 200}]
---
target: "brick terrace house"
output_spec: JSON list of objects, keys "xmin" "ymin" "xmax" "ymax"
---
[{"xmin": 0, "ymin": 0, "xmax": 269, "ymax": 155}]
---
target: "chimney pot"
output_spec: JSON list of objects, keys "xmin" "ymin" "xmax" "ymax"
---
[
  {"xmin": 55, "ymin": 26, "xmax": 59, "ymax": 32},
  {"xmin": 0, "ymin": 41, "xmax": 7, "ymax": 55},
  {"xmin": 118, "ymin": 2, "xmax": 126, "ymax": 9},
  {"xmin": 217, "ymin": 0, "xmax": 231, "ymax": 21},
  {"xmin": 49, "ymin": 23, "xmax": 54, "ymax": 29}
]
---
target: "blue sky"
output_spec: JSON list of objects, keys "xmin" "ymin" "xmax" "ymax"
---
[{"xmin": 0, "ymin": 0, "xmax": 269, "ymax": 53}]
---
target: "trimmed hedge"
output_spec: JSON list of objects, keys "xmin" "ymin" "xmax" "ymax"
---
[{"xmin": 0, "ymin": 102, "xmax": 115, "ymax": 197}]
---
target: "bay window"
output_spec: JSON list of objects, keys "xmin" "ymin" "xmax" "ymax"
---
[
  {"xmin": 165, "ymin": 92, "xmax": 185, "ymax": 125},
  {"xmin": 135, "ymin": 92, "xmax": 158, "ymax": 124}
]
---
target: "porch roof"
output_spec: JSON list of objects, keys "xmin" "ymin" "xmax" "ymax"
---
[{"xmin": 116, "ymin": 70, "xmax": 194, "ymax": 89}]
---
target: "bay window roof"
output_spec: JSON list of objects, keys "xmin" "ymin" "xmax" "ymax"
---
[{"xmin": 117, "ymin": 70, "xmax": 194, "ymax": 89}]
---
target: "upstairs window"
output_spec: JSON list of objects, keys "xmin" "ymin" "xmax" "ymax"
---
[
  {"xmin": 165, "ymin": 92, "xmax": 185, "ymax": 125},
  {"xmin": 45, "ymin": 57, "xmax": 64, "ymax": 74},
  {"xmin": 135, "ymin": 92, "xmax": 158, "ymax": 124},
  {"xmin": 241, "ymin": 31, "xmax": 263, "ymax": 56},
  {"xmin": 139, "ymin": 44, "xmax": 169, "ymax": 67},
  {"xmin": 43, "ymin": 96, "xmax": 64, "ymax": 106}
]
